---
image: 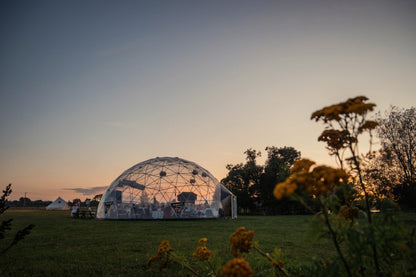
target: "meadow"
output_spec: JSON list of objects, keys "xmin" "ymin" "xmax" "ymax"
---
[{"xmin": 1, "ymin": 209, "xmax": 415, "ymax": 276}]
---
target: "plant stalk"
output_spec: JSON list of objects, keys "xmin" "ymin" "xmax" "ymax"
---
[
  {"xmin": 349, "ymin": 146, "xmax": 381, "ymax": 276},
  {"xmin": 321, "ymin": 202, "xmax": 352, "ymax": 277},
  {"xmin": 253, "ymin": 246, "xmax": 288, "ymax": 276}
]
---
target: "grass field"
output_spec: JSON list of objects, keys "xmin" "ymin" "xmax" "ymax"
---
[{"xmin": 1, "ymin": 210, "xmax": 415, "ymax": 276}]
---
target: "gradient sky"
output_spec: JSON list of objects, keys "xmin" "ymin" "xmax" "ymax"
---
[{"xmin": 1, "ymin": 0, "xmax": 415, "ymax": 201}]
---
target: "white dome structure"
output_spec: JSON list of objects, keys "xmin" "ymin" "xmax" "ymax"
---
[{"xmin": 96, "ymin": 157, "xmax": 237, "ymax": 220}]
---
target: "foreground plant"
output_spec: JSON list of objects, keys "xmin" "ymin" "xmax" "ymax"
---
[
  {"xmin": 0, "ymin": 184, "xmax": 35, "ymax": 256},
  {"xmin": 147, "ymin": 226, "xmax": 287, "ymax": 276},
  {"xmin": 192, "ymin": 238, "xmax": 218, "ymax": 276},
  {"xmin": 147, "ymin": 240, "xmax": 202, "ymax": 276},
  {"xmin": 221, "ymin": 258, "xmax": 252, "ymax": 277},
  {"xmin": 229, "ymin": 227, "xmax": 287, "ymax": 276},
  {"xmin": 273, "ymin": 96, "xmax": 416, "ymax": 276}
]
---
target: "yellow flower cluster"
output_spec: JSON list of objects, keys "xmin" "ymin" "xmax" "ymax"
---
[
  {"xmin": 311, "ymin": 96, "xmax": 376, "ymax": 123},
  {"xmin": 318, "ymin": 129, "xmax": 351, "ymax": 151},
  {"xmin": 274, "ymin": 159, "xmax": 349, "ymax": 199},
  {"xmin": 221, "ymin": 258, "xmax": 253, "ymax": 277},
  {"xmin": 358, "ymin": 120, "xmax": 379, "ymax": 134},
  {"xmin": 157, "ymin": 240, "xmax": 172, "ymax": 259},
  {"xmin": 290, "ymin": 158, "xmax": 315, "ymax": 174},
  {"xmin": 198, "ymin": 238, "xmax": 208, "ymax": 245},
  {"xmin": 338, "ymin": 205, "xmax": 358, "ymax": 221},
  {"xmin": 192, "ymin": 238, "xmax": 211, "ymax": 262},
  {"xmin": 229, "ymin": 227, "xmax": 254, "ymax": 258},
  {"xmin": 273, "ymin": 180, "xmax": 297, "ymax": 200},
  {"xmin": 147, "ymin": 240, "xmax": 174, "ymax": 270}
]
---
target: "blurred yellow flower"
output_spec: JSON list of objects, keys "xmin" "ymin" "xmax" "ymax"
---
[
  {"xmin": 358, "ymin": 120, "xmax": 379, "ymax": 133},
  {"xmin": 274, "ymin": 159, "xmax": 350, "ymax": 199},
  {"xmin": 273, "ymin": 180, "xmax": 297, "ymax": 199},
  {"xmin": 198, "ymin": 238, "xmax": 208, "ymax": 245},
  {"xmin": 221, "ymin": 258, "xmax": 253, "ymax": 277},
  {"xmin": 157, "ymin": 240, "xmax": 172, "ymax": 259},
  {"xmin": 229, "ymin": 227, "xmax": 254, "ymax": 258},
  {"xmin": 311, "ymin": 96, "xmax": 376, "ymax": 123},
  {"xmin": 318, "ymin": 129, "xmax": 351, "ymax": 151},
  {"xmin": 147, "ymin": 240, "xmax": 174, "ymax": 271},
  {"xmin": 193, "ymin": 246, "xmax": 211, "ymax": 261},
  {"xmin": 193, "ymin": 238, "xmax": 211, "ymax": 261},
  {"xmin": 290, "ymin": 158, "xmax": 315, "ymax": 173}
]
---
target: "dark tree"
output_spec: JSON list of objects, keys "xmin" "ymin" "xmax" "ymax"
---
[
  {"xmin": 72, "ymin": 198, "xmax": 81, "ymax": 206},
  {"xmin": 0, "ymin": 184, "xmax": 34, "ymax": 255},
  {"xmin": 374, "ymin": 106, "xmax": 416, "ymax": 207},
  {"xmin": 221, "ymin": 149, "xmax": 263, "ymax": 215},
  {"xmin": 93, "ymin": 194, "xmax": 103, "ymax": 202},
  {"xmin": 18, "ymin": 197, "xmax": 31, "ymax": 207},
  {"xmin": 222, "ymin": 147, "xmax": 302, "ymax": 215},
  {"xmin": 256, "ymin": 146, "xmax": 301, "ymax": 214}
]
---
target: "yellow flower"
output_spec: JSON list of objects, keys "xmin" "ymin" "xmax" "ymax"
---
[
  {"xmin": 273, "ymin": 180, "xmax": 297, "ymax": 199},
  {"xmin": 198, "ymin": 238, "xmax": 208, "ymax": 245},
  {"xmin": 274, "ymin": 159, "xmax": 350, "ymax": 199},
  {"xmin": 290, "ymin": 158, "xmax": 315, "ymax": 173},
  {"xmin": 318, "ymin": 129, "xmax": 350, "ymax": 150},
  {"xmin": 311, "ymin": 96, "xmax": 376, "ymax": 123},
  {"xmin": 192, "ymin": 246, "xmax": 212, "ymax": 261},
  {"xmin": 147, "ymin": 240, "xmax": 174, "ymax": 271},
  {"xmin": 221, "ymin": 258, "xmax": 253, "ymax": 277},
  {"xmin": 358, "ymin": 120, "xmax": 379, "ymax": 133},
  {"xmin": 192, "ymin": 238, "xmax": 212, "ymax": 261},
  {"xmin": 229, "ymin": 227, "xmax": 254, "ymax": 258},
  {"xmin": 157, "ymin": 240, "xmax": 172, "ymax": 259}
]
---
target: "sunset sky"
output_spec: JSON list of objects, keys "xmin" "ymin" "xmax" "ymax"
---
[{"xmin": 1, "ymin": 0, "xmax": 415, "ymax": 201}]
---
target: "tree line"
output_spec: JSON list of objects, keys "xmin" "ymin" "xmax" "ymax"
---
[{"xmin": 6, "ymin": 194, "xmax": 103, "ymax": 208}]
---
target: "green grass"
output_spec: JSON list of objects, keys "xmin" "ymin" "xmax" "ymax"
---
[{"xmin": 1, "ymin": 210, "xmax": 415, "ymax": 276}]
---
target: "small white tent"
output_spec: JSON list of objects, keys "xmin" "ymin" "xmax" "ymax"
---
[{"xmin": 46, "ymin": 197, "xmax": 69, "ymax": 210}]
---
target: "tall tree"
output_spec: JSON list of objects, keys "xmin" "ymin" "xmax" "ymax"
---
[
  {"xmin": 222, "ymin": 147, "xmax": 301, "ymax": 215},
  {"xmin": 221, "ymin": 149, "xmax": 263, "ymax": 214},
  {"xmin": 377, "ymin": 106, "xmax": 416, "ymax": 186},
  {"xmin": 256, "ymin": 146, "xmax": 301, "ymax": 214},
  {"xmin": 375, "ymin": 106, "xmax": 416, "ymax": 207}
]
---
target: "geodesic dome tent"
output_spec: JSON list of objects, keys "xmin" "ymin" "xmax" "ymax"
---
[{"xmin": 96, "ymin": 157, "xmax": 237, "ymax": 220}]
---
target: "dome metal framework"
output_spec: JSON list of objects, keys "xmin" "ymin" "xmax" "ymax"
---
[{"xmin": 96, "ymin": 157, "xmax": 237, "ymax": 220}]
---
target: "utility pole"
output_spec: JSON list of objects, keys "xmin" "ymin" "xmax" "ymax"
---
[{"xmin": 24, "ymin": 192, "xmax": 27, "ymax": 207}]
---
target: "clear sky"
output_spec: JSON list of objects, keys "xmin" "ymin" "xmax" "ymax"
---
[{"xmin": 1, "ymin": 0, "xmax": 415, "ymax": 201}]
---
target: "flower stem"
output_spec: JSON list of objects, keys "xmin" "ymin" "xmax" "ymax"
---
[
  {"xmin": 182, "ymin": 263, "xmax": 201, "ymax": 277},
  {"xmin": 208, "ymin": 261, "xmax": 218, "ymax": 277},
  {"xmin": 349, "ymin": 146, "xmax": 381, "ymax": 276},
  {"xmin": 170, "ymin": 253, "xmax": 201, "ymax": 277},
  {"xmin": 253, "ymin": 246, "xmax": 288, "ymax": 276},
  {"xmin": 321, "ymin": 201, "xmax": 352, "ymax": 277}
]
